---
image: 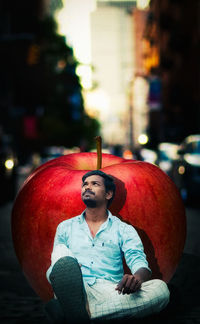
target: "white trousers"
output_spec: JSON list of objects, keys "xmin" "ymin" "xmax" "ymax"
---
[
  {"xmin": 47, "ymin": 244, "xmax": 170, "ymax": 320},
  {"xmin": 84, "ymin": 278, "xmax": 169, "ymax": 320}
]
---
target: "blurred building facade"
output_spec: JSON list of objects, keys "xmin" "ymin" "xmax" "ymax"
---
[
  {"xmin": 1, "ymin": 0, "xmax": 199, "ymax": 160},
  {"xmin": 0, "ymin": 0, "xmax": 99, "ymax": 164},
  {"xmin": 54, "ymin": 0, "xmax": 151, "ymax": 152},
  {"xmin": 90, "ymin": 1, "xmax": 135, "ymax": 146},
  {"xmin": 84, "ymin": 1, "xmax": 149, "ymax": 151},
  {"xmin": 130, "ymin": 7, "xmax": 150, "ymax": 150},
  {"xmin": 0, "ymin": 0, "xmax": 43, "ymax": 162},
  {"xmin": 143, "ymin": 0, "xmax": 200, "ymax": 148}
]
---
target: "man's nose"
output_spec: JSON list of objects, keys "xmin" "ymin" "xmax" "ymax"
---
[{"xmin": 85, "ymin": 183, "xmax": 92, "ymax": 190}]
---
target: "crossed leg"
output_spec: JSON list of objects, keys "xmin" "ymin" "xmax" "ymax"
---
[{"xmin": 46, "ymin": 245, "xmax": 170, "ymax": 322}]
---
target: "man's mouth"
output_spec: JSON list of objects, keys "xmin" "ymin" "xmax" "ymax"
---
[{"xmin": 83, "ymin": 191, "xmax": 94, "ymax": 196}]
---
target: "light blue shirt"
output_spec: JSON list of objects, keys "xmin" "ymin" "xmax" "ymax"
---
[{"xmin": 47, "ymin": 210, "xmax": 151, "ymax": 285}]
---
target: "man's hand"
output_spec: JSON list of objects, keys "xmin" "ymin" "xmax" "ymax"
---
[
  {"xmin": 115, "ymin": 274, "xmax": 142, "ymax": 295},
  {"xmin": 116, "ymin": 268, "xmax": 151, "ymax": 295}
]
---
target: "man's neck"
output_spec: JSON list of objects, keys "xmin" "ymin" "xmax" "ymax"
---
[{"xmin": 84, "ymin": 206, "xmax": 108, "ymax": 224}]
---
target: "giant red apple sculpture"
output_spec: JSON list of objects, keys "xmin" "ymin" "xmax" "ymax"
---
[{"xmin": 12, "ymin": 152, "xmax": 186, "ymax": 301}]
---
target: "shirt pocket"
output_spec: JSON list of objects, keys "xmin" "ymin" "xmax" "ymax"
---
[{"xmin": 96, "ymin": 239, "xmax": 121, "ymax": 259}]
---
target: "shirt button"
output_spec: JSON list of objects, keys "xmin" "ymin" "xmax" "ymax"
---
[
  {"xmin": 92, "ymin": 243, "xmax": 95, "ymax": 247},
  {"xmin": 91, "ymin": 261, "xmax": 93, "ymax": 264}
]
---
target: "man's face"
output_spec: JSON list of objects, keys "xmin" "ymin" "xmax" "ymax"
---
[{"xmin": 81, "ymin": 175, "xmax": 113, "ymax": 208}]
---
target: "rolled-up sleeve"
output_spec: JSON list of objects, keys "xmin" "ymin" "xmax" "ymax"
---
[{"xmin": 120, "ymin": 224, "xmax": 151, "ymax": 275}]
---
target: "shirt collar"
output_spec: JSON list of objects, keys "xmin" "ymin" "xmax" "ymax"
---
[
  {"xmin": 78, "ymin": 211, "xmax": 85, "ymax": 224},
  {"xmin": 78, "ymin": 210, "xmax": 113, "ymax": 224}
]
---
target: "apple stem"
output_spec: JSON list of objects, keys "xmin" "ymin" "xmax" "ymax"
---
[{"xmin": 95, "ymin": 136, "xmax": 102, "ymax": 169}]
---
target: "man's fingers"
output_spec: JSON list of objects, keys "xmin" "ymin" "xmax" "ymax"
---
[
  {"xmin": 116, "ymin": 275, "xmax": 142, "ymax": 295},
  {"xmin": 130, "ymin": 278, "xmax": 141, "ymax": 292},
  {"xmin": 118, "ymin": 276, "xmax": 128, "ymax": 290},
  {"xmin": 122, "ymin": 276, "xmax": 134, "ymax": 294},
  {"xmin": 116, "ymin": 276, "xmax": 128, "ymax": 294}
]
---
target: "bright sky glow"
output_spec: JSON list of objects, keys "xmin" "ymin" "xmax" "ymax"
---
[
  {"xmin": 136, "ymin": 0, "xmax": 150, "ymax": 10},
  {"xmin": 84, "ymin": 89, "xmax": 110, "ymax": 118},
  {"xmin": 76, "ymin": 65, "xmax": 92, "ymax": 90},
  {"xmin": 55, "ymin": 0, "xmax": 96, "ymax": 89},
  {"xmin": 55, "ymin": 0, "xmax": 95, "ymax": 65}
]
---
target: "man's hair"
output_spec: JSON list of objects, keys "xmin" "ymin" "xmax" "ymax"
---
[{"xmin": 82, "ymin": 170, "xmax": 116, "ymax": 207}]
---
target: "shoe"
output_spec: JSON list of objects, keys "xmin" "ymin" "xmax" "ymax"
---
[
  {"xmin": 44, "ymin": 298, "xmax": 65, "ymax": 323},
  {"xmin": 49, "ymin": 256, "xmax": 90, "ymax": 324}
]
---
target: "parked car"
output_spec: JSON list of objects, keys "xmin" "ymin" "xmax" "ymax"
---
[
  {"xmin": 40, "ymin": 146, "xmax": 81, "ymax": 165},
  {"xmin": 140, "ymin": 148, "xmax": 158, "ymax": 164},
  {"xmin": 40, "ymin": 146, "xmax": 67, "ymax": 164},
  {"xmin": 172, "ymin": 134, "xmax": 200, "ymax": 204},
  {"xmin": 156, "ymin": 142, "xmax": 179, "ymax": 178}
]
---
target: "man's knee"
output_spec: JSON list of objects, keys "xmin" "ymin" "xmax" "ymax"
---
[{"xmin": 150, "ymin": 279, "xmax": 170, "ymax": 309}]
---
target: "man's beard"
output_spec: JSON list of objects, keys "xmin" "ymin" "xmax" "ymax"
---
[{"xmin": 83, "ymin": 198, "xmax": 97, "ymax": 208}]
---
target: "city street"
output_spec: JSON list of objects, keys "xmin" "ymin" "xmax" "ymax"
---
[
  {"xmin": 0, "ymin": 188, "xmax": 200, "ymax": 323},
  {"xmin": 0, "ymin": 1, "xmax": 199, "ymax": 323}
]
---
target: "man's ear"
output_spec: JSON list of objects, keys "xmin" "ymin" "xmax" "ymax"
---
[{"xmin": 106, "ymin": 190, "xmax": 113, "ymax": 201}]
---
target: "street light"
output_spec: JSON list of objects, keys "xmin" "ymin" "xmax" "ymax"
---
[{"xmin": 138, "ymin": 133, "xmax": 149, "ymax": 145}]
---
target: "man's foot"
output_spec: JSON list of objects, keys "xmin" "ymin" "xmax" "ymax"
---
[
  {"xmin": 49, "ymin": 256, "xmax": 90, "ymax": 324},
  {"xmin": 44, "ymin": 298, "xmax": 65, "ymax": 323}
]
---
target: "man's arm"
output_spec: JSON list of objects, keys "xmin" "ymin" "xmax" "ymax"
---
[
  {"xmin": 117, "ymin": 223, "xmax": 152, "ymax": 295},
  {"xmin": 115, "ymin": 267, "xmax": 151, "ymax": 295},
  {"xmin": 134, "ymin": 266, "xmax": 152, "ymax": 282}
]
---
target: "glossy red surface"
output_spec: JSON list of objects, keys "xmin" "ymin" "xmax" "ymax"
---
[{"xmin": 12, "ymin": 153, "xmax": 186, "ymax": 300}]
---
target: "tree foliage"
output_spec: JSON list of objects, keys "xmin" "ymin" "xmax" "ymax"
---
[{"xmin": 34, "ymin": 17, "xmax": 100, "ymax": 150}]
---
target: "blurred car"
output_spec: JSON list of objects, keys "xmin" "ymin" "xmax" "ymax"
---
[
  {"xmin": 172, "ymin": 134, "xmax": 200, "ymax": 203},
  {"xmin": 0, "ymin": 136, "xmax": 18, "ymax": 204},
  {"xmin": 140, "ymin": 148, "xmax": 158, "ymax": 164},
  {"xmin": 40, "ymin": 146, "xmax": 81, "ymax": 165},
  {"xmin": 156, "ymin": 142, "xmax": 179, "ymax": 178},
  {"xmin": 40, "ymin": 146, "xmax": 67, "ymax": 164}
]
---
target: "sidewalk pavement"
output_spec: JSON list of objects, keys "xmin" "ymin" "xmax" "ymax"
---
[{"xmin": 1, "ymin": 253, "xmax": 200, "ymax": 324}]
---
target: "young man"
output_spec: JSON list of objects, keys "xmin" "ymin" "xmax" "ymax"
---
[{"xmin": 46, "ymin": 170, "xmax": 170, "ymax": 323}]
